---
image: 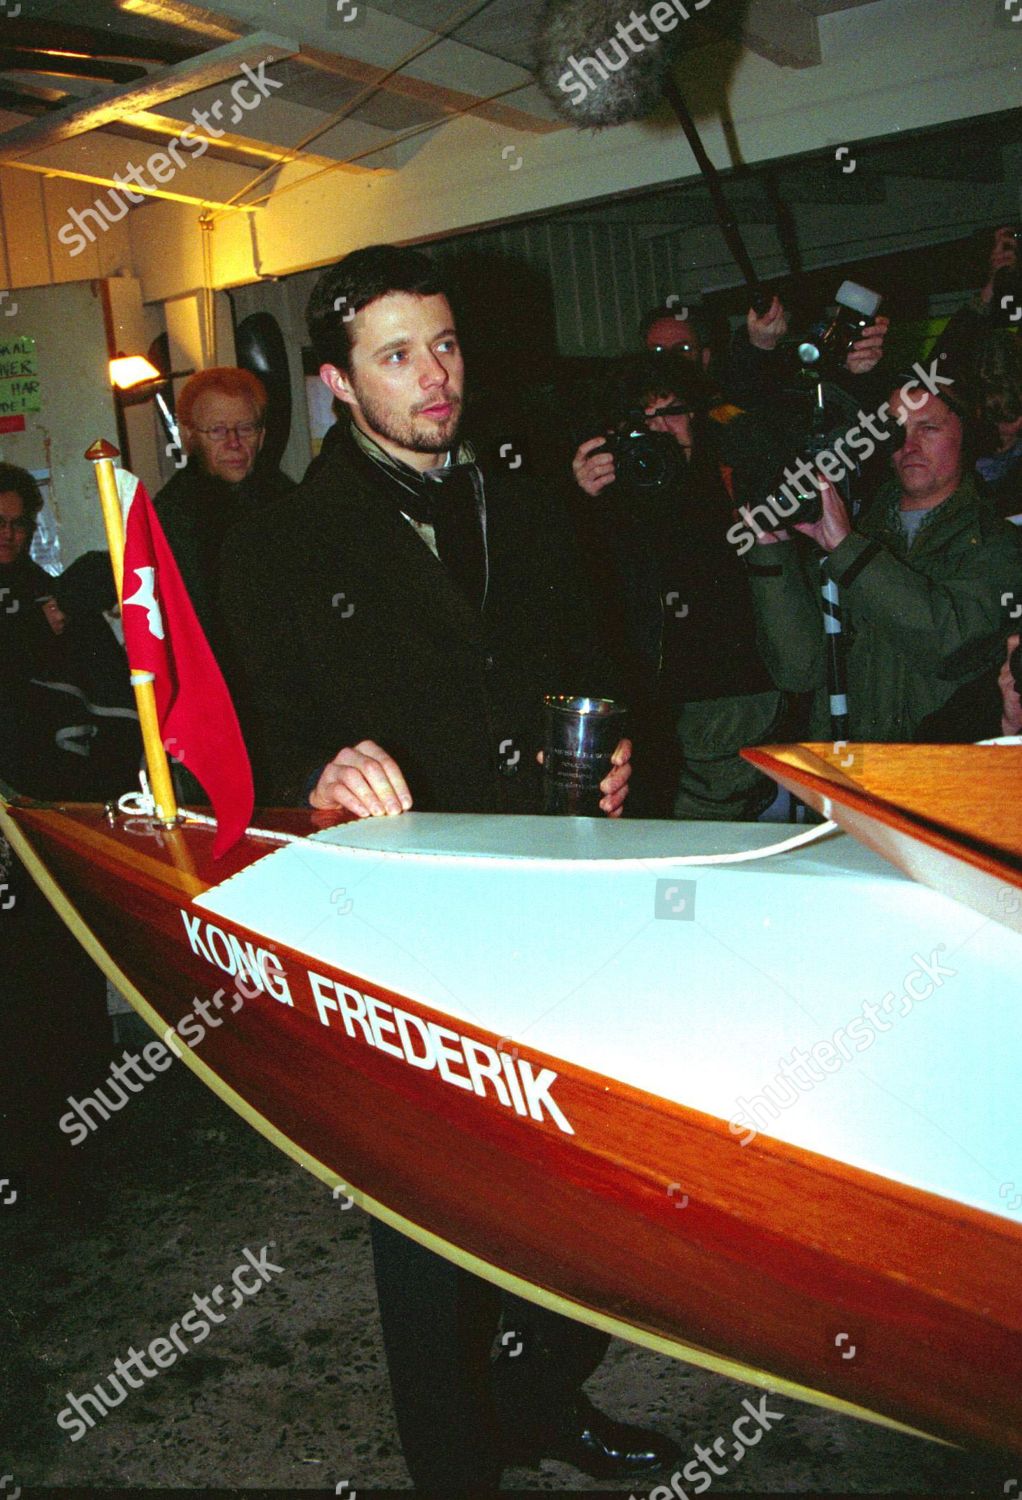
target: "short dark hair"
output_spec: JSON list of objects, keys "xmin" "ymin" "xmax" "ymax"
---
[
  {"xmin": 605, "ymin": 350, "xmax": 715, "ymax": 423},
  {"xmin": 306, "ymin": 244, "xmax": 449, "ymax": 371},
  {"xmin": 0, "ymin": 462, "xmax": 43, "ymax": 531}
]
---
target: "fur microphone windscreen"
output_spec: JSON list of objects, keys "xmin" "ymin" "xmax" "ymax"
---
[{"xmin": 533, "ymin": 0, "xmax": 695, "ymax": 128}]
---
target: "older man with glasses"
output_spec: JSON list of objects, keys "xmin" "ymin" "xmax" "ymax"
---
[{"xmin": 154, "ymin": 366, "xmax": 295, "ymax": 654}]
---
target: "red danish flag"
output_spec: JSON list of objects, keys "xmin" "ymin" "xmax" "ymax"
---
[{"xmin": 118, "ymin": 468, "xmax": 253, "ymax": 856}]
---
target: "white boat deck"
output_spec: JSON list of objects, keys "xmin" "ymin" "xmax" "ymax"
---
[{"xmin": 194, "ymin": 816, "xmax": 1022, "ymax": 1225}]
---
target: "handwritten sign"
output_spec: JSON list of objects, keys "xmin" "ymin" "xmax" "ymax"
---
[{"xmin": 0, "ymin": 335, "xmax": 40, "ymax": 416}]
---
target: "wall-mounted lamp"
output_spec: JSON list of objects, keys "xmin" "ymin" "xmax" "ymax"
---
[
  {"xmin": 109, "ymin": 354, "xmax": 162, "ymax": 390},
  {"xmin": 109, "ymin": 348, "xmax": 188, "ymax": 464}
]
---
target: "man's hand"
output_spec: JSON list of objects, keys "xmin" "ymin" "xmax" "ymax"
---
[
  {"xmin": 311, "ymin": 740, "xmax": 413, "ymax": 817},
  {"xmin": 747, "ymin": 296, "xmax": 788, "ymax": 351},
  {"xmin": 41, "ymin": 596, "xmax": 67, "ymax": 635},
  {"xmin": 795, "ymin": 476, "xmax": 851, "ymax": 552},
  {"xmin": 845, "ymin": 314, "xmax": 889, "ymax": 375},
  {"xmin": 999, "ymin": 634, "xmax": 1022, "ymax": 736},
  {"xmin": 536, "ymin": 737, "xmax": 632, "ymax": 816},
  {"xmin": 600, "ymin": 737, "xmax": 632, "ymax": 818},
  {"xmin": 572, "ymin": 436, "xmax": 616, "ymax": 498},
  {"xmin": 981, "ymin": 226, "xmax": 1018, "ymax": 304}
]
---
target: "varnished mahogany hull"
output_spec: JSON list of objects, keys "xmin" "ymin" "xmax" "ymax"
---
[{"xmin": 5, "ymin": 798, "xmax": 1022, "ymax": 1459}]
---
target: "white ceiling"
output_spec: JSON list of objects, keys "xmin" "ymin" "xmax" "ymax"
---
[{"xmin": 0, "ymin": 0, "xmax": 1014, "ymax": 251}]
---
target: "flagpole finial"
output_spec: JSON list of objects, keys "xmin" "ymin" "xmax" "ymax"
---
[{"xmin": 86, "ymin": 438, "xmax": 120, "ymax": 461}]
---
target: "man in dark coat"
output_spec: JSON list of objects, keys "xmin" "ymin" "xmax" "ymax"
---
[
  {"xmin": 220, "ymin": 245, "xmax": 676, "ymax": 1494},
  {"xmin": 154, "ymin": 366, "xmax": 294, "ymax": 656}
]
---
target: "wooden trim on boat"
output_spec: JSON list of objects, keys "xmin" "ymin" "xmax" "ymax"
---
[{"xmin": 7, "ymin": 796, "xmax": 1021, "ymax": 1455}]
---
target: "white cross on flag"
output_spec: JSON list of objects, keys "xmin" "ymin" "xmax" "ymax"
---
[{"xmin": 117, "ymin": 467, "xmax": 253, "ymax": 855}]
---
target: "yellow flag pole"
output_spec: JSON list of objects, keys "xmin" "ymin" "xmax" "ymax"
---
[{"xmin": 86, "ymin": 439, "xmax": 179, "ymax": 826}]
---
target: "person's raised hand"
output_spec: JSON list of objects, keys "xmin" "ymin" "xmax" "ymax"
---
[
  {"xmin": 311, "ymin": 740, "xmax": 413, "ymax": 817},
  {"xmin": 981, "ymin": 227, "xmax": 1018, "ymax": 303},
  {"xmin": 747, "ymin": 296, "xmax": 788, "ymax": 351},
  {"xmin": 795, "ymin": 476, "xmax": 851, "ymax": 552},
  {"xmin": 845, "ymin": 314, "xmax": 889, "ymax": 375},
  {"xmin": 572, "ymin": 436, "xmax": 616, "ymax": 498}
]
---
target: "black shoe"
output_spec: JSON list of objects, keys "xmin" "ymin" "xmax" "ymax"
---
[{"xmin": 536, "ymin": 1395, "xmax": 681, "ymax": 1480}]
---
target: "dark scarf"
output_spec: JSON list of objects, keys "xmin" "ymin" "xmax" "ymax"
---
[{"xmin": 349, "ymin": 423, "xmax": 488, "ymax": 612}]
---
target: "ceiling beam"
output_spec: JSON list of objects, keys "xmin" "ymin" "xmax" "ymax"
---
[
  {"xmin": 299, "ymin": 45, "xmax": 561, "ymax": 135},
  {"xmin": 0, "ymin": 30, "xmax": 298, "ymax": 163},
  {"xmin": 0, "ymin": 16, "xmax": 198, "ymax": 66},
  {"xmin": 3, "ymin": 157, "xmax": 259, "ymax": 212},
  {"xmin": 0, "ymin": 49, "xmax": 149, "ymax": 85},
  {"xmin": 113, "ymin": 108, "xmax": 346, "ymax": 171}
]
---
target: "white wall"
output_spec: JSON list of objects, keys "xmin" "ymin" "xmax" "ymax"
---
[{"xmin": 0, "ymin": 282, "xmax": 121, "ymax": 566}]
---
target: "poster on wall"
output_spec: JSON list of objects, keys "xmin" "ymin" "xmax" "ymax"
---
[{"xmin": 0, "ymin": 333, "xmax": 41, "ymax": 417}]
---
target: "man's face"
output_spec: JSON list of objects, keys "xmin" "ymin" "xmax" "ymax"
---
[
  {"xmin": 891, "ymin": 390, "xmax": 964, "ymax": 509},
  {"xmin": 644, "ymin": 317, "xmax": 709, "ymax": 370},
  {"xmin": 0, "ymin": 489, "xmax": 30, "ymax": 566},
  {"xmin": 326, "ymin": 292, "xmax": 464, "ymax": 472},
  {"xmin": 643, "ymin": 393, "xmax": 693, "ymax": 456},
  {"xmin": 184, "ymin": 390, "xmax": 265, "ymax": 485}
]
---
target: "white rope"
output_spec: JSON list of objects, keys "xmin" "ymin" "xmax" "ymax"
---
[
  {"xmin": 113, "ymin": 773, "xmax": 840, "ymax": 862},
  {"xmin": 115, "ymin": 772, "xmax": 298, "ymax": 846},
  {"xmin": 179, "ymin": 807, "xmax": 298, "ymax": 847},
  {"xmin": 117, "ymin": 769, "xmax": 156, "ymax": 818},
  {"xmin": 635, "ymin": 818, "xmax": 840, "ymax": 866}
]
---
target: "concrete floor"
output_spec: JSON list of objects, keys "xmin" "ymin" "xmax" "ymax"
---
[{"xmin": 1, "ymin": 1014, "xmax": 1013, "ymax": 1500}]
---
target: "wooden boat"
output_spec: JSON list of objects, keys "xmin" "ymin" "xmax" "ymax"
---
[{"xmin": 4, "ymin": 742, "xmax": 1021, "ymax": 1459}]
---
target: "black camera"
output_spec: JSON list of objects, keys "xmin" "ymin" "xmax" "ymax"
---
[
  {"xmin": 599, "ymin": 414, "xmax": 687, "ymax": 493},
  {"xmin": 798, "ymin": 281, "xmax": 883, "ymax": 375}
]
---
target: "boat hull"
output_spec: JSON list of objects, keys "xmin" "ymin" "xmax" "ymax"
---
[{"xmin": 5, "ymin": 797, "xmax": 1022, "ymax": 1458}]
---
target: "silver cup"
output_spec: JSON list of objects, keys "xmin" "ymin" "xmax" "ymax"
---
[{"xmin": 542, "ymin": 695, "xmax": 627, "ymax": 816}]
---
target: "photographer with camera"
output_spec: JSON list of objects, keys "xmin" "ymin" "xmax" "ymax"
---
[
  {"xmin": 571, "ymin": 351, "xmax": 788, "ymax": 819},
  {"xmin": 724, "ymin": 284, "xmax": 890, "ymax": 414},
  {"xmin": 936, "ymin": 225, "xmax": 1020, "ymax": 382},
  {"xmin": 745, "ymin": 373, "xmax": 1022, "ymax": 744}
]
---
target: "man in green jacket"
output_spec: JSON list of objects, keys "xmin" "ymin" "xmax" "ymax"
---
[{"xmin": 745, "ymin": 377, "xmax": 1022, "ymax": 741}]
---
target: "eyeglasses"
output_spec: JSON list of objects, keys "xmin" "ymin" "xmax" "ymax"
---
[
  {"xmin": 0, "ymin": 515, "xmax": 29, "ymax": 532},
  {"xmin": 191, "ymin": 421, "xmax": 263, "ymax": 442}
]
